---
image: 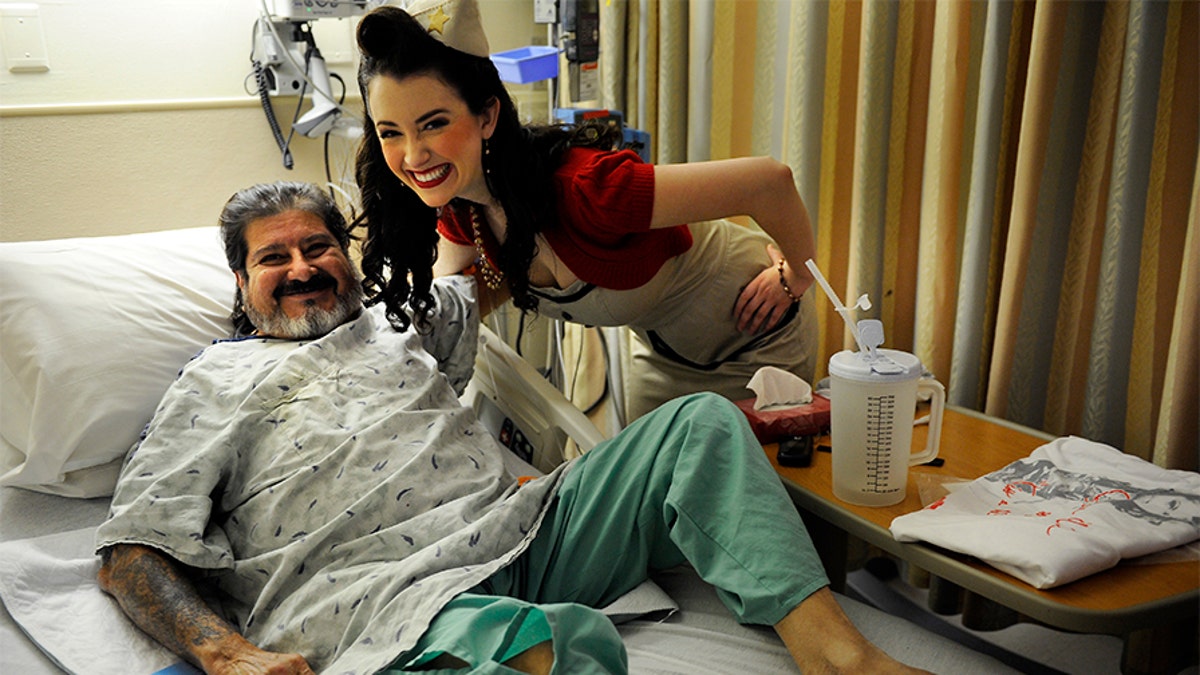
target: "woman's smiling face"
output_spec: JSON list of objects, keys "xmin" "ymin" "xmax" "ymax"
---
[{"xmin": 367, "ymin": 73, "xmax": 499, "ymax": 208}]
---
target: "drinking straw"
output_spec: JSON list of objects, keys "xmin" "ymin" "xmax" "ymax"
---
[{"xmin": 804, "ymin": 258, "xmax": 869, "ymax": 355}]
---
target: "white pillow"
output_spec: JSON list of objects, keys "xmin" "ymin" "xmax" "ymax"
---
[{"xmin": 0, "ymin": 227, "xmax": 235, "ymax": 498}]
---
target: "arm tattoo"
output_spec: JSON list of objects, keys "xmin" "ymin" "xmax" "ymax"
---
[{"xmin": 99, "ymin": 545, "xmax": 237, "ymax": 668}]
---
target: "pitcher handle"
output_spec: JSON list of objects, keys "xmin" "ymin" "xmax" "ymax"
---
[{"xmin": 909, "ymin": 379, "xmax": 945, "ymax": 465}]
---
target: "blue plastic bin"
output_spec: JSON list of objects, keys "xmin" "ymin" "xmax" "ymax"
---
[{"xmin": 490, "ymin": 46, "xmax": 560, "ymax": 84}]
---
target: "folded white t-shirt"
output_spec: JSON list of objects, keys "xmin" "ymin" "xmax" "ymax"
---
[{"xmin": 890, "ymin": 436, "xmax": 1200, "ymax": 589}]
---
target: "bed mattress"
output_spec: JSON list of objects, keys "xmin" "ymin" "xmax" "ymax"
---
[{"xmin": 0, "ymin": 485, "xmax": 1017, "ymax": 675}]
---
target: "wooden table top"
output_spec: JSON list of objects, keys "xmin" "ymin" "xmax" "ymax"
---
[{"xmin": 767, "ymin": 406, "xmax": 1200, "ymax": 634}]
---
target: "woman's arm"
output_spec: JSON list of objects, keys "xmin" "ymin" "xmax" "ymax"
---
[
  {"xmin": 651, "ymin": 157, "xmax": 816, "ymax": 334},
  {"xmin": 433, "ymin": 237, "xmax": 478, "ymax": 278},
  {"xmin": 98, "ymin": 544, "xmax": 314, "ymax": 675},
  {"xmin": 433, "ymin": 237, "xmax": 511, "ymax": 317}
]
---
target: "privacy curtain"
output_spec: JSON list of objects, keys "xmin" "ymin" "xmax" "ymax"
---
[{"xmin": 597, "ymin": 0, "xmax": 1198, "ymax": 470}]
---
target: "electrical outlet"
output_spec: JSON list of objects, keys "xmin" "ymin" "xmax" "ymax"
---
[{"xmin": 1, "ymin": 4, "xmax": 50, "ymax": 73}]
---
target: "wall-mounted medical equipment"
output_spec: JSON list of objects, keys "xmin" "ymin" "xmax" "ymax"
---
[
  {"xmin": 271, "ymin": 0, "xmax": 367, "ymax": 19},
  {"xmin": 534, "ymin": 0, "xmax": 598, "ymax": 104},
  {"xmin": 553, "ymin": 108, "xmax": 649, "ymax": 163},
  {"xmin": 250, "ymin": 0, "xmax": 368, "ymax": 168},
  {"xmin": 558, "ymin": 0, "xmax": 598, "ymax": 102}
]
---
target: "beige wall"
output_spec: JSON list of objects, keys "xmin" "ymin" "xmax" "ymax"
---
[
  {"xmin": 0, "ymin": 1, "xmax": 537, "ymax": 242},
  {"xmin": 0, "ymin": 105, "xmax": 353, "ymax": 241}
]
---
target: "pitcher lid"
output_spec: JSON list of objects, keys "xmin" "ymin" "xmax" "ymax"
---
[{"xmin": 828, "ymin": 349, "xmax": 923, "ymax": 381}]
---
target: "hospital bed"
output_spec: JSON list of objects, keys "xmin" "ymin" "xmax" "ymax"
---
[{"xmin": 0, "ymin": 226, "xmax": 1017, "ymax": 674}]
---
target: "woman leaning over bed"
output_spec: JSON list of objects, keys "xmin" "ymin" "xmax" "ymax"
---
[{"xmin": 353, "ymin": 0, "xmax": 819, "ymax": 421}]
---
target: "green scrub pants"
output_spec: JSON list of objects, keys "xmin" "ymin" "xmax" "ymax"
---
[{"xmin": 388, "ymin": 393, "xmax": 828, "ymax": 674}]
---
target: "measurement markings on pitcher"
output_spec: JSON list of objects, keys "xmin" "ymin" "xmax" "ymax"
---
[{"xmin": 865, "ymin": 394, "xmax": 897, "ymax": 492}]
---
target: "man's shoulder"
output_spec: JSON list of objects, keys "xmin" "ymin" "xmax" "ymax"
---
[
  {"xmin": 183, "ymin": 332, "xmax": 296, "ymax": 372},
  {"xmin": 430, "ymin": 274, "xmax": 476, "ymax": 303}
]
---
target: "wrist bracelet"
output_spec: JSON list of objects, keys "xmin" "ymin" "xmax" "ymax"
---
[{"xmin": 777, "ymin": 258, "xmax": 801, "ymax": 304}]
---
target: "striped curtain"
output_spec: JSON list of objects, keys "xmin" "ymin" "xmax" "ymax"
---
[{"xmin": 598, "ymin": 0, "xmax": 1197, "ymax": 469}]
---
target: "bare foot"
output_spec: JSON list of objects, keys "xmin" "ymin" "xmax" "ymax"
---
[{"xmin": 775, "ymin": 587, "xmax": 933, "ymax": 674}]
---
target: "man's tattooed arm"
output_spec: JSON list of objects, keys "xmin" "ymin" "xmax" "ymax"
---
[{"xmin": 97, "ymin": 544, "xmax": 314, "ymax": 675}]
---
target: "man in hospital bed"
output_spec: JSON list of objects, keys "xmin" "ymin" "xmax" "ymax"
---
[{"xmin": 95, "ymin": 181, "xmax": 927, "ymax": 675}]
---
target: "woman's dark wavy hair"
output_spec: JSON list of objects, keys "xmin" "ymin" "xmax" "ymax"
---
[
  {"xmin": 218, "ymin": 181, "xmax": 352, "ymax": 337},
  {"xmin": 352, "ymin": 6, "xmax": 621, "ymax": 331}
]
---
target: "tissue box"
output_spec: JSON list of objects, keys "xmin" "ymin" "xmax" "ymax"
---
[
  {"xmin": 490, "ymin": 46, "xmax": 559, "ymax": 84},
  {"xmin": 734, "ymin": 395, "xmax": 831, "ymax": 444}
]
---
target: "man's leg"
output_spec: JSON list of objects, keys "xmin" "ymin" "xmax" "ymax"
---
[
  {"xmin": 490, "ymin": 392, "xmax": 928, "ymax": 674},
  {"xmin": 491, "ymin": 392, "xmax": 827, "ymax": 625}
]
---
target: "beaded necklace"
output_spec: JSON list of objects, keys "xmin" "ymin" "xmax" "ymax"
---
[{"xmin": 469, "ymin": 204, "xmax": 505, "ymax": 290}]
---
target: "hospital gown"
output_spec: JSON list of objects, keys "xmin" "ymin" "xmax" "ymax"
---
[{"xmin": 95, "ymin": 276, "xmax": 569, "ymax": 675}]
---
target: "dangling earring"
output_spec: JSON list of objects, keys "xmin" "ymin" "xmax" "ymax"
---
[{"xmin": 483, "ymin": 138, "xmax": 492, "ymax": 177}]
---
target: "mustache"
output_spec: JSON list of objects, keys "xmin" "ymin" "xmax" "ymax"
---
[{"xmin": 275, "ymin": 273, "xmax": 338, "ymax": 298}]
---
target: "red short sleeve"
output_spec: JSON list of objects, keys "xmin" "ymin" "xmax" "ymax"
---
[
  {"xmin": 556, "ymin": 148, "xmax": 656, "ymax": 238},
  {"xmin": 544, "ymin": 148, "xmax": 692, "ymax": 289}
]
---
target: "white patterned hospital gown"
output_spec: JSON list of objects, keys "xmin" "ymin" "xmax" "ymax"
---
[{"xmin": 95, "ymin": 276, "xmax": 569, "ymax": 675}]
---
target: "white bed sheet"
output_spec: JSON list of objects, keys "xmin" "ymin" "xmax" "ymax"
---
[
  {"xmin": 0, "ymin": 484, "xmax": 1018, "ymax": 675},
  {"xmin": 0, "ymin": 486, "xmax": 110, "ymax": 674}
]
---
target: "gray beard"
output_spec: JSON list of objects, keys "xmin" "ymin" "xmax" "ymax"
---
[{"xmin": 246, "ymin": 281, "xmax": 365, "ymax": 340}]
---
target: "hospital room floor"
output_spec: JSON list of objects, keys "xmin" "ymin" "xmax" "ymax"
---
[{"xmin": 846, "ymin": 562, "xmax": 1198, "ymax": 675}]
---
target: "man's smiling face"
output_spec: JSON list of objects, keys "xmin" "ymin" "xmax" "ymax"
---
[{"xmin": 236, "ymin": 209, "xmax": 362, "ymax": 339}]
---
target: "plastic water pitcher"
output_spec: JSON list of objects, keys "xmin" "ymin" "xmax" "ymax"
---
[{"xmin": 828, "ymin": 348, "xmax": 945, "ymax": 507}]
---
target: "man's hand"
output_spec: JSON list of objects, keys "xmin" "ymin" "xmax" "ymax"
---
[
  {"xmin": 98, "ymin": 544, "xmax": 315, "ymax": 675},
  {"xmin": 203, "ymin": 635, "xmax": 315, "ymax": 675}
]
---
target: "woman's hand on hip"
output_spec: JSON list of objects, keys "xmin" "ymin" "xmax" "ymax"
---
[{"xmin": 734, "ymin": 245, "xmax": 797, "ymax": 334}]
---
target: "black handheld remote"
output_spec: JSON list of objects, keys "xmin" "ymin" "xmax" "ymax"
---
[{"xmin": 777, "ymin": 435, "xmax": 815, "ymax": 467}]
